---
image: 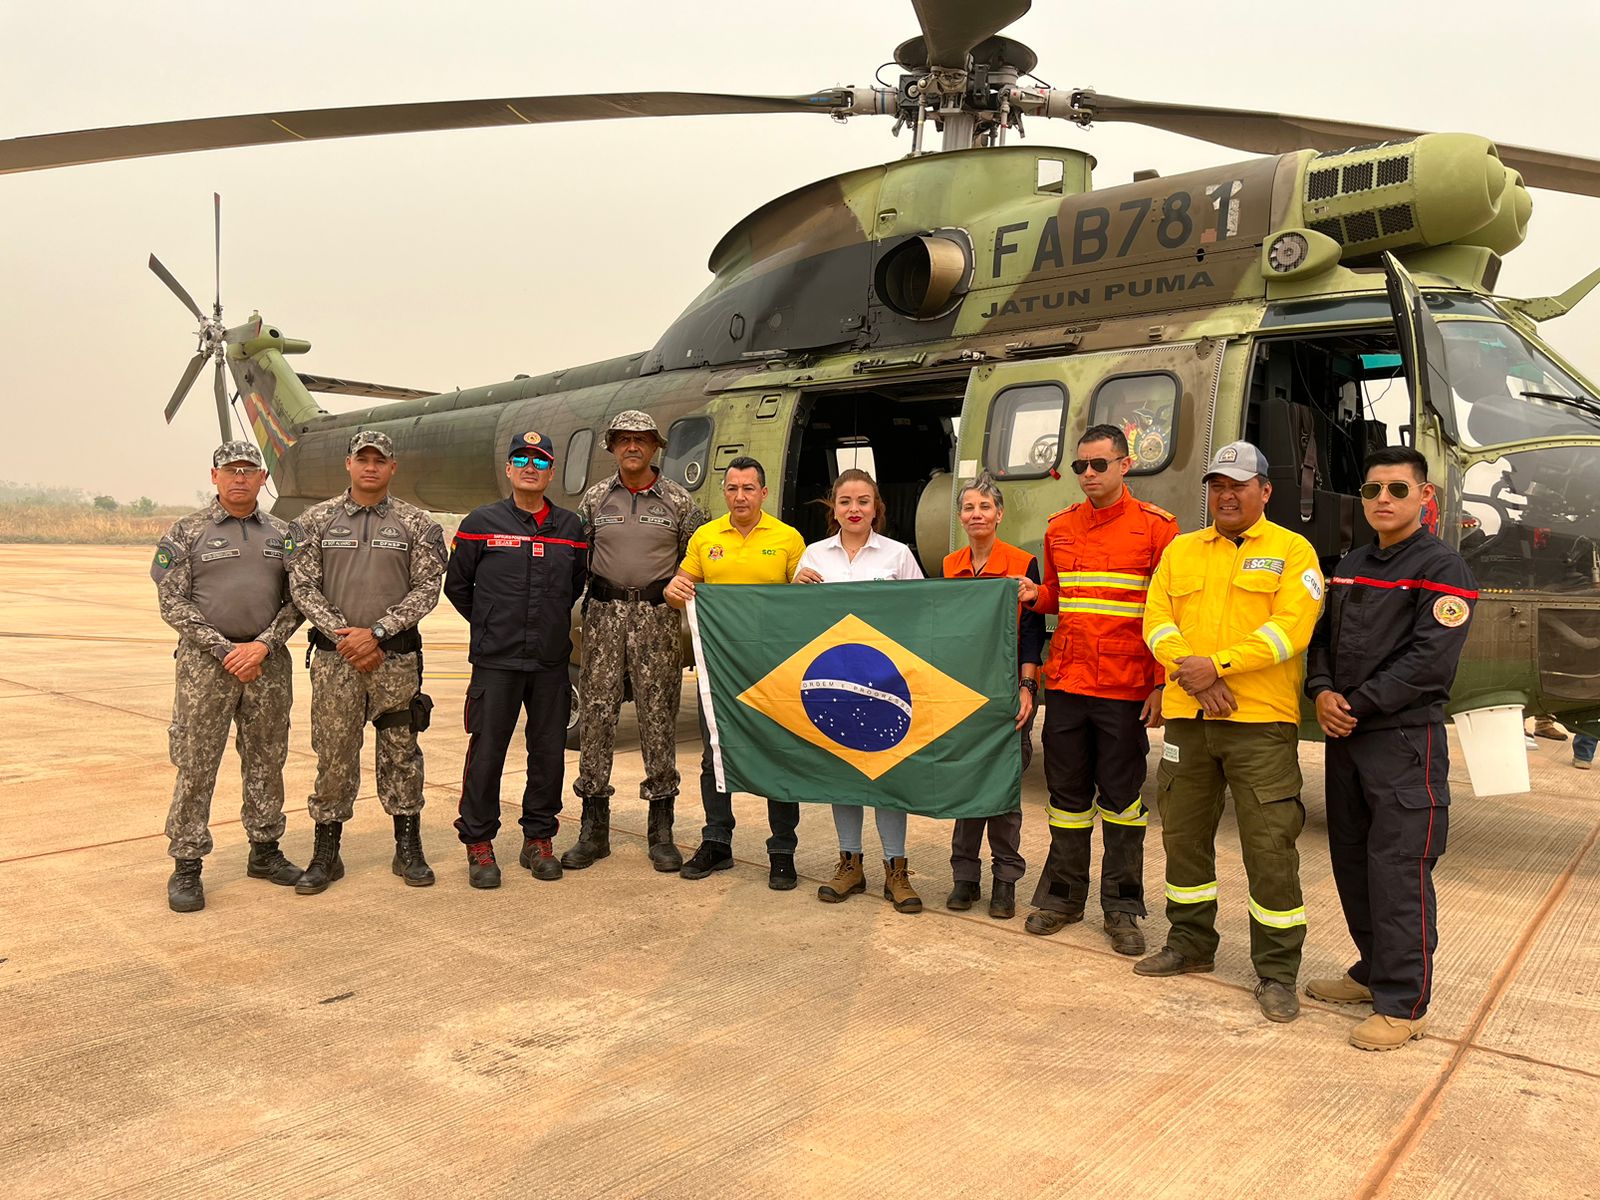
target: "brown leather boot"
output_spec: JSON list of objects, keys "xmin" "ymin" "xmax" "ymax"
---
[
  {"xmin": 883, "ymin": 857, "xmax": 922, "ymax": 914},
  {"xmin": 817, "ymin": 851, "xmax": 865, "ymax": 902}
]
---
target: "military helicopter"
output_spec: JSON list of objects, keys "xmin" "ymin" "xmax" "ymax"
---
[{"xmin": 7, "ymin": 0, "xmax": 1599, "ymax": 778}]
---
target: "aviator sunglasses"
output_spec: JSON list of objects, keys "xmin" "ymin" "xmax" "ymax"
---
[
  {"xmin": 510, "ymin": 453, "xmax": 553, "ymax": 470},
  {"xmin": 1071, "ymin": 456, "xmax": 1123, "ymax": 475},
  {"xmin": 1359, "ymin": 480, "xmax": 1420, "ymax": 501}
]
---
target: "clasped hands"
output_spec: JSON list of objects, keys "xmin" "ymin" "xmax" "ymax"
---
[
  {"xmin": 1170, "ymin": 654, "xmax": 1238, "ymax": 717},
  {"xmin": 335, "ymin": 626, "xmax": 386, "ymax": 673}
]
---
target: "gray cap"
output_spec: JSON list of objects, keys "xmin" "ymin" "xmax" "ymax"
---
[
  {"xmin": 213, "ymin": 441, "xmax": 265, "ymax": 469},
  {"xmin": 605, "ymin": 409, "xmax": 665, "ymax": 448},
  {"xmin": 348, "ymin": 430, "xmax": 395, "ymax": 458},
  {"xmin": 1203, "ymin": 441, "xmax": 1270, "ymax": 482}
]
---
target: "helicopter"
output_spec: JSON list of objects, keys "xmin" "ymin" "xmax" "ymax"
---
[{"xmin": 5, "ymin": 0, "xmax": 1598, "ymax": 781}]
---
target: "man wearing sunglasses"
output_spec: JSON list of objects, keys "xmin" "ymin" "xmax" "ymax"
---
[
  {"xmin": 1304, "ymin": 447, "xmax": 1477, "ymax": 1051},
  {"xmin": 444, "ymin": 431, "xmax": 588, "ymax": 887},
  {"xmin": 1139, "ymin": 441, "xmax": 1324, "ymax": 1023},
  {"xmin": 1016, "ymin": 423, "xmax": 1178, "ymax": 956}
]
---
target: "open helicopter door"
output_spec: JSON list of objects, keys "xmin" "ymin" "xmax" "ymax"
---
[{"xmin": 1383, "ymin": 252, "xmax": 1528, "ymax": 795}]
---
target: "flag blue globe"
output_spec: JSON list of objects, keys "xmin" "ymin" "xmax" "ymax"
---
[{"xmin": 799, "ymin": 643, "xmax": 913, "ymax": 752}]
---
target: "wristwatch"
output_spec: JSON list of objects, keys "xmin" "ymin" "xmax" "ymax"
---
[
  {"xmin": 1019, "ymin": 678, "xmax": 1038, "ymax": 695},
  {"xmin": 371, "ymin": 621, "xmax": 389, "ymax": 642}
]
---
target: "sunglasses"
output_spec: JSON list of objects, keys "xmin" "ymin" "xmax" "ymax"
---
[
  {"xmin": 1359, "ymin": 480, "xmax": 1421, "ymax": 501},
  {"xmin": 1071, "ymin": 456, "xmax": 1122, "ymax": 475},
  {"xmin": 510, "ymin": 453, "xmax": 553, "ymax": 470}
]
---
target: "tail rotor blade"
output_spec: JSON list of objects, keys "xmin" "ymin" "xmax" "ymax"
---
[
  {"xmin": 164, "ymin": 352, "xmax": 208, "ymax": 423},
  {"xmin": 213, "ymin": 360, "xmax": 232, "ymax": 441},
  {"xmin": 149, "ymin": 254, "xmax": 205, "ymax": 322},
  {"xmin": 212, "ymin": 193, "xmax": 222, "ymax": 316}
]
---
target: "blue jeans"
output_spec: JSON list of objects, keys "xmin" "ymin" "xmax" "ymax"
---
[
  {"xmin": 1576, "ymin": 733, "xmax": 1597, "ymax": 764},
  {"xmin": 832, "ymin": 804, "xmax": 907, "ymax": 859}
]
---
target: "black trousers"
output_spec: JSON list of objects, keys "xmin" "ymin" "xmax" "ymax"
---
[
  {"xmin": 697, "ymin": 695, "xmax": 799, "ymax": 854},
  {"xmin": 1326, "ymin": 724, "xmax": 1450, "ymax": 1018},
  {"xmin": 455, "ymin": 665, "xmax": 569, "ymax": 844},
  {"xmin": 1032, "ymin": 689, "xmax": 1149, "ymax": 917}
]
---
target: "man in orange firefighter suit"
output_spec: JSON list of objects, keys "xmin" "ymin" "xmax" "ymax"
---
[{"xmin": 1018, "ymin": 423, "xmax": 1178, "ymax": 955}]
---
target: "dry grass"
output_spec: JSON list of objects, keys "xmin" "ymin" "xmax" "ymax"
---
[{"xmin": 0, "ymin": 503, "xmax": 190, "ymax": 545}]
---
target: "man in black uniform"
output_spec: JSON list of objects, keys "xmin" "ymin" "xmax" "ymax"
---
[
  {"xmin": 444, "ymin": 431, "xmax": 588, "ymax": 887},
  {"xmin": 1305, "ymin": 446, "xmax": 1477, "ymax": 1051}
]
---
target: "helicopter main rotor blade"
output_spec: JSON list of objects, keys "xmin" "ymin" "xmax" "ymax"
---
[
  {"xmin": 1076, "ymin": 93, "xmax": 1600, "ymax": 198},
  {"xmin": 213, "ymin": 193, "xmax": 222, "ymax": 316},
  {"xmin": 164, "ymin": 352, "xmax": 208, "ymax": 424},
  {"xmin": 213, "ymin": 360, "xmax": 232, "ymax": 441},
  {"xmin": 0, "ymin": 91, "xmax": 859, "ymax": 175},
  {"xmin": 910, "ymin": 0, "xmax": 1031, "ymax": 68},
  {"xmin": 148, "ymin": 253, "xmax": 205, "ymax": 322}
]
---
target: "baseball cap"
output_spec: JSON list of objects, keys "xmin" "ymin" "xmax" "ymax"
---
[
  {"xmin": 508, "ymin": 430, "xmax": 556, "ymax": 462},
  {"xmin": 212, "ymin": 441, "xmax": 265, "ymax": 469},
  {"xmin": 1203, "ymin": 441, "xmax": 1269, "ymax": 482},
  {"xmin": 348, "ymin": 430, "xmax": 396, "ymax": 458}
]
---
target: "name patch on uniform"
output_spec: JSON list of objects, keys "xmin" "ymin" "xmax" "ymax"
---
[
  {"xmin": 1242, "ymin": 557, "xmax": 1285, "ymax": 574},
  {"xmin": 638, "ymin": 515, "xmax": 674, "ymax": 529},
  {"xmin": 486, "ymin": 535, "xmax": 521, "ymax": 549},
  {"xmin": 1162, "ymin": 742, "xmax": 1180, "ymax": 762},
  {"xmin": 321, "ymin": 538, "xmax": 359, "ymax": 549},
  {"xmin": 371, "ymin": 539, "xmax": 409, "ymax": 551},
  {"xmin": 531, "ymin": 542, "xmax": 546, "ymax": 557},
  {"xmin": 1432, "ymin": 595, "xmax": 1470, "ymax": 628},
  {"xmin": 263, "ymin": 548, "xmax": 284, "ymax": 559},
  {"xmin": 199, "ymin": 548, "xmax": 241, "ymax": 562},
  {"xmin": 591, "ymin": 515, "xmax": 625, "ymax": 527},
  {"xmin": 1302, "ymin": 570, "xmax": 1323, "ymax": 601}
]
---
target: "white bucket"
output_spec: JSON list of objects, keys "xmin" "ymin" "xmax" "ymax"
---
[{"xmin": 1453, "ymin": 705, "xmax": 1532, "ymax": 797}]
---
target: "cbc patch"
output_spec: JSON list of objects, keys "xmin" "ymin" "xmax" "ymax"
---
[
  {"xmin": 1432, "ymin": 594, "xmax": 1470, "ymax": 628},
  {"xmin": 523, "ymin": 431, "xmax": 542, "ymax": 445}
]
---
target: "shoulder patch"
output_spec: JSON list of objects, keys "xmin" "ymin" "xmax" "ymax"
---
[
  {"xmin": 1139, "ymin": 500, "xmax": 1177, "ymax": 523},
  {"xmin": 1432, "ymin": 594, "xmax": 1470, "ymax": 628},
  {"xmin": 150, "ymin": 540, "xmax": 180, "ymax": 583},
  {"xmin": 1047, "ymin": 503, "xmax": 1081, "ymax": 522},
  {"xmin": 1301, "ymin": 569, "xmax": 1324, "ymax": 601}
]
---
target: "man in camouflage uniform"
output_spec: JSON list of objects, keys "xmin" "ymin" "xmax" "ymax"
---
[
  {"xmin": 287, "ymin": 430, "xmax": 447, "ymax": 894},
  {"xmin": 569, "ymin": 410, "xmax": 707, "ymax": 872},
  {"xmin": 152, "ymin": 442, "xmax": 304, "ymax": 912}
]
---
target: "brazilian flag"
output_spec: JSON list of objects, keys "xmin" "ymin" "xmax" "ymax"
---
[{"xmin": 688, "ymin": 579, "xmax": 1020, "ymax": 819}]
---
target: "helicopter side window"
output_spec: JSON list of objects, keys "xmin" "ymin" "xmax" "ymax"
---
[
  {"xmin": 1089, "ymin": 373, "xmax": 1179, "ymax": 475},
  {"xmin": 985, "ymin": 382, "xmax": 1067, "ymax": 479},
  {"xmin": 660, "ymin": 416, "xmax": 713, "ymax": 491},
  {"xmin": 564, "ymin": 428, "xmax": 594, "ymax": 495}
]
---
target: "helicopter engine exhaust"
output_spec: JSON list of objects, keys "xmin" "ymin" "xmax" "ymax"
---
[{"xmin": 874, "ymin": 232, "xmax": 972, "ymax": 319}]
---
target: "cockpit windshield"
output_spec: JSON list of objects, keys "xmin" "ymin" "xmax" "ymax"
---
[{"xmin": 1439, "ymin": 320, "xmax": 1600, "ymax": 447}]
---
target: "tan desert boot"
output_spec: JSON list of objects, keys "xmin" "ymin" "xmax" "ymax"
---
[
  {"xmin": 883, "ymin": 857, "xmax": 923, "ymax": 913},
  {"xmin": 1306, "ymin": 974, "xmax": 1374, "ymax": 1005},
  {"xmin": 818, "ymin": 852, "xmax": 865, "ymax": 902},
  {"xmin": 1350, "ymin": 1013, "xmax": 1428, "ymax": 1051}
]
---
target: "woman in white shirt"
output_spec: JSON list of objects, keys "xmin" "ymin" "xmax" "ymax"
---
[{"xmin": 793, "ymin": 469, "xmax": 925, "ymax": 913}]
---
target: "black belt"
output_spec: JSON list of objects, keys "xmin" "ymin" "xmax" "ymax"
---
[
  {"xmin": 309, "ymin": 626, "xmax": 422, "ymax": 655},
  {"xmin": 588, "ymin": 576, "xmax": 672, "ymax": 604}
]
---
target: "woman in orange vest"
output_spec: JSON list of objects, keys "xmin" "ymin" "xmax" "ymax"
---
[{"xmin": 941, "ymin": 475, "xmax": 1045, "ymax": 920}]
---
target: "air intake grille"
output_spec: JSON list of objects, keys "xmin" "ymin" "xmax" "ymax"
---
[
  {"xmin": 1344, "ymin": 211, "xmax": 1380, "ymax": 243},
  {"xmin": 1310, "ymin": 218, "xmax": 1344, "ymax": 243},
  {"xmin": 1341, "ymin": 162, "xmax": 1375, "ymax": 192},
  {"xmin": 1379, "ymin": 204, "xmax": 1415, "ymax": 236},
  {"xmin": 1307, "ymin": 169, "xmax": 1339, "ymax": 201},
  {"xmin": 1375, "ymin": 156, "xmax": 1410, "ymax": 186}
]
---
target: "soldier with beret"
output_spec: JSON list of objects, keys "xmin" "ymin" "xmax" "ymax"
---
[
  {"xmin": 287, "ymin": 430, "xmax": 447, "ymax": 895},
  {"xmin": 152, "ymin": 441, "xmax": 304, "ymax": 912},
  {"xmin": 444, "ymin": 431, "xmax": 588, "ymax": 887},
  {"xmin": 569, "ymin": 410, "xmax": 707, "ymax": 873}
]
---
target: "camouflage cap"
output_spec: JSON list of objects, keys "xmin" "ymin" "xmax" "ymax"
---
[
  {"xmin": 212, "ymin": 440, "xmax": 265, "ymax": 469},
  {"xmin": 605, "ymin": 409, "xmax": 666, "ymax": 448},
  {"xmin": 348, "ymin": 430, "xmax": 396, "ymax": 459}
]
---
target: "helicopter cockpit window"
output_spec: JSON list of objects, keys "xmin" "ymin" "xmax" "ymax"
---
[
  {"xmin": 1438, "ymin": 320, "xmax": 1600, "ymax": 447},
  {"xmin": 985, "ymin": 382, "xmax": 1066, "ymax": 478},
  {"xmin": 564, "ymin": 428, "xmax": 594, "ymax": 495},
  {"xmin": 1089, "ymin": 373, "xmax": 1179, "ymax": 474},
  {"xmin": 660, "ymin": 417, "xmax": 713, "ymax": 491}
]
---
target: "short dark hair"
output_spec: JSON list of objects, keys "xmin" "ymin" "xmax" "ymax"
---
[
  {"xmin": 1079, "ymin": 424, "xmax": 1129, "ymax": 458},
  {"xmin": 724, "ymin": 455, "xmax": 766, "ymax": 486},
  {"xmin": 1365, "ymin": 446, "xmax": 1428, "ymax": 483}
]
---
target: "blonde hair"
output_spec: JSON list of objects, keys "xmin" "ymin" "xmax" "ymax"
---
[{"xmin": 825, "ymin": 468, "xmax": 886, "ymax": 534}]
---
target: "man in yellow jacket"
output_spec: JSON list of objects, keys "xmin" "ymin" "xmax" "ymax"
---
[{"xmin": 1137, "ymin": 441, "xmax": 1324, "ymax": 1023}]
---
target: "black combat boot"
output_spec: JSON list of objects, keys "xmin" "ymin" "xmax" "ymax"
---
[
  {"xmin": 295, "ymin": 822, "xmax": 344, "ymax": 895},
  {"xmin": 167, "ymin": 858, "xmax": 204, "ymax": 912},
  {"xmin": 560, "ymin": 798, "xmax": 611, "ymax": 870},
  {"xmin": 246, "ymin": 839, "xmax": 304, "ymax": 886},
  {"xmin": 646, "ymin": 798, "xmax": 682, "ymax": 873},
  {"xmin": 391, "ymin": 813, "xmax": 435, "ymax": 887},
  {"xmin": 465, "ymin": 841, "xmax": 500, "ymax": 889}
]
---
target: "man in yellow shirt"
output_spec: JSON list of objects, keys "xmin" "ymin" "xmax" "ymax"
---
[
  {"xmin": 1137, "ymin": 441, "xmax": 1324, "ymax": 1023},
  {"xmin": 665, "ymin": 456, "xmax": 807, "ymax": 888}
]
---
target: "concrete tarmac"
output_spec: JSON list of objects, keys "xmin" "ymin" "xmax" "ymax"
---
[{"xmin": 1, "ymin": 545, "xmax": 1596, "ymax": 1198}]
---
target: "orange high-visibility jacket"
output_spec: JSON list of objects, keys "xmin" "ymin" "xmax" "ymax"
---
[{"xmin": 1031, "ymin": 488, "xmax": 1179, "ymax": 701}]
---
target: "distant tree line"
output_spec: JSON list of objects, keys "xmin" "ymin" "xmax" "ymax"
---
[{"xmin": 1, "ymin": 480, "xmax": 164, "ymax": 514}]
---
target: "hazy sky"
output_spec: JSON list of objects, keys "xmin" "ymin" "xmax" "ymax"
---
[{"xmin": 3, "ymin": 0, "xmax": 1598, "ymax": 503}]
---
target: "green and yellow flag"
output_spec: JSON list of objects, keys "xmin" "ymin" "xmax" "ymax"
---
[{"xmin": 688, "ymin": 579, "xmax": 1020, "ymax": 819}]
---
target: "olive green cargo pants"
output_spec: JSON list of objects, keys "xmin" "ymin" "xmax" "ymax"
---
[{"xmin": 1155, "ymin": 718, "xmax": 1307, "ymax": 985}]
